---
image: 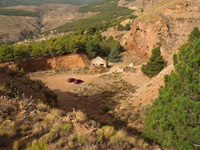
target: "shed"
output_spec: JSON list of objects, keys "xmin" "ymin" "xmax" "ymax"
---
[{"xmin": 91, "ymin": 56, "xmax": 107, "ymax": 68}]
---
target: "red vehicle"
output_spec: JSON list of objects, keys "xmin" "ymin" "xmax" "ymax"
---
[
  {"xmin": 74, "ymin": 79, "xmax": 83, "ymax": 84},
  {"xmin": 67, "ymin": 78, "xmax": 76, "ymax": 82}
]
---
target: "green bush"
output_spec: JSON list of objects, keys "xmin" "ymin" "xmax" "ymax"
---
[
  {"xmin": 102, "ymin": 106, "xmax": 110, "ymax": 113},
  {"xmin": 141, "ymin": 47, "xmax": 165, "ymax": 78},
  {"xmin": 125, "ymin": 23, "xmax": 131, "ymax": 30},
  {"xmin": 143, "ymin": 28, "xmax": 200, "ymax": 150}
]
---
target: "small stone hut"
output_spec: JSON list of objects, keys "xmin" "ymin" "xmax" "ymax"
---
[{"xmin": 91, "ymin": 56, "xmax": 107, "ymax": 68}]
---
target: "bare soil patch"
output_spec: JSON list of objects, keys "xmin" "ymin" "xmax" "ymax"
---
[{"xmin": 30, "ymin": 71, "xmax": 141, "ymax": 131}]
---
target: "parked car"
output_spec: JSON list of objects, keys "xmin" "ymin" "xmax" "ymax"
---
[
  {"xmin": 74, "ymin": 79, "xmax": 83, "ymax": 84},
  {"xmin": 67, "ymin": 78, "xmax": 76, "ymax": 82}
]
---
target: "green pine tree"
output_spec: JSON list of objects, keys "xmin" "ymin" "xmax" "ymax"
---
[
  {"xmin": 141, "ymin": 47, "xmax": 165, "ymax": 78},
  {"xmin": 108, "ymin": 46, "xmax": 122, "ymax": 62},
  {"xmin": 143, "ymin": 28, "xmax": 200, "ymax": 150}
]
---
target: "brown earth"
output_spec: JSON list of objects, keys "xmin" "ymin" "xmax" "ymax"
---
[{"xmin": 7, "ymin": 53, "xmax": 90, "ymax": 72}]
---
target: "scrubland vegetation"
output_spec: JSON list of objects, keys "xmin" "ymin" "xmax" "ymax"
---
[{"xmin": 0, "ymin": 71, "xmax": 152, "ymax": 150}]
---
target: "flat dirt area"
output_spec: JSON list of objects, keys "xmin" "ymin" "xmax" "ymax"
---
[
  {"xmin": 31, "ymin": 73, "xmax": 102, "ymax": 106},
  {"xmin": 30, "ymin": 73, "xmax": 119, "ymax": 126},
  {"xmin": 30, "ymin": 70, "xmax": 138, "ymax": 129}
]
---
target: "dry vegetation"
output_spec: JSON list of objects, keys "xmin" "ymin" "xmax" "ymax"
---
[
  {"xmin": 137, "ymin": 0, "xmax": 181, "ymax": 22},
  {"xmin": 0, "ymin": 82, "xmax": 157, "ymax": 149},
  {"xmin": 0, "ymin": 67, "xmax": 161, "ymax": 149}
]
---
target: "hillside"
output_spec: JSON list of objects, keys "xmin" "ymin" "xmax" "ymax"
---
[
  {"xmin": 0, "ymin": 0, "xmax": 101, "ymax": 7},
  {"xmin": 0, "ymin": 65, "xmax": 163, "ymax": 150},
  {"xmin": 0, "ymin": 0, "xmax": 200, "ymax": 149},
  {"xmin": 0, "ymin": 0, "xmax": 134, "ymax": 43},
  {"xmin": 0, "ymin": 3, "xmax": 99, "ymax": 43}
]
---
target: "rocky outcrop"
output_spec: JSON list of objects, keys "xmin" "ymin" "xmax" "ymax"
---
[
  {"xmin": 7, "ymin": 53, "xmax": 90, "ymax": 72},
  {"xmin": 126, "ymin": 0, "xmax": 200, "ymax": 59},
  {"xmin": 127, "ymin": 19, "xmax": 171, "ymax": 59}
]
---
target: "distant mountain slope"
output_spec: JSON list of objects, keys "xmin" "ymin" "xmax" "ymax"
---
[{"xmin": 0, "ymin": 0, "xmax": 101, "ymax": 7}]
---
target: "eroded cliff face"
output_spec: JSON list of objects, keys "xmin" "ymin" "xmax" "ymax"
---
[
  {"xmin": 8, "ymin": 53, "xmax": 90, "ymax": 72},
  {"xmin": 126, "ymin": 0, "xmax": 200, "ymax": 59},
  {"xmin": 127, "ymin": 19, "xmax": 171, "ymax": 59}
]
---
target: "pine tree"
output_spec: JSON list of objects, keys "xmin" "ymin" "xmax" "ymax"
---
[
  {"xmin": 141, "ymin": 47, "xmax": 165, "ymax": 78},
  {"xmin": 143, "ymin": 28, "xmax": 200, "ymax": 150},
  {"xmin": 108, "ymin": 46, "xmax": 122, "ymax": 62},
  {"xmin": 125, "ymin": 23, "xmax": 131, "ymax": 30}
]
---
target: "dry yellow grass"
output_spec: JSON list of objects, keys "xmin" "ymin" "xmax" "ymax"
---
[
  {"xmin": 102, "ymin": 126, "xmax": 115, "ymax": 139},
  {"xmin": 76, "ymin": 110, "xmax": 87, "ymax": 122},
  {"xmin": 44, "ymin": 108, "xmax": 63, "ymax": 124},
  {"xmin": 32, "ymin": 122, "xmax": 49, "ymax": 136},
  {"xmin": 37, "ymin": 102, "xmax": 49, "ymax": 111},
  {"xmin": 0, "ymin": 120, "xmax": 15, "ymax": 137},
  {"xmin": 13, "ymin": 140, "xmax": 19, "ymax": 150}
]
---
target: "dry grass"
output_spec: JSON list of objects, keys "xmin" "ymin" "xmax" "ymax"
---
[
  {"xmin": 110, "ymin": 130, "xmax": 127, "ymax": 144},
  {"xmin": 0, "ymin": 83, "xmax": 6, "ymax": 93},
  {"xmin": 76, "ymin": 110, "xmax": 87, "ymax": 122},
  {"xmin": 37, "ymin": 102, "xmax": 49, "ymax": 111},
  {"xmin": 32, "ymin": 122, "xmax": 49, "ymax": 136},
  {"xmin": 44, "ymin": 108, "xmax": 63, "ymax": 125},
  {"xmin": 39, "ymin": 132, "xmax": 58, "ymax": 144},
  {"xmin": 0, "ymin": 120, "xmax": 15, "ymax": 137},
  {"xmin": 13, "ymin": 140, "xmax": 18, "ymax": 150},
  {"xmin": 26, "ymin": 141, "xmax": 48, "ymax": 150},
  {"xmin": 96, "ymin": 129, "xmax": 104, "ymax": 144},
  {"xmin": 102, "ymin": 126, "xmax": 115, "ymax": 139},
  {"xmin": 51, "ymin": 122, "xmax": 72, "ymax": 135}
]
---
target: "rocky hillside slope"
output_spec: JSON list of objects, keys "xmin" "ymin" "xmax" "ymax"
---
[{"xmin": 124, "ymin": 0, "xmax": 200, "ymax": 59}]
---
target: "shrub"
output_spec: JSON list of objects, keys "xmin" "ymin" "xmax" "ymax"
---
[
  {"xmin": 102, "ymin": 126, "xmax": 115, "ymax": 139},
  {"xmin": 125, "ymin": 23, "xmax": 131, "ymax": 30},
  {"xmin": 102, "ymin": 105, "xmax": 110, "ymax": 113},
  {"xmin": 117, "ymin": 24, "xmax": 125, "ymax": 31},
  {"xmin": 26, "ymin": 141, "xmax": 48, "ymax": 150},
  {"xmin": 44, "ymin": 109, "xmax": 62, "ymax": 125},
  {"xmin": 76, "ymin": 133, "xmax": 88, "ymax": 145},
  {"xmin": 51, "ymin": 123, "xmax": 72, "ymax": 134},
  {"xmin": 39, "ymin": 132, "xmax": 58, "ymax": 144},
  {"xmin": 96, "ymin": 129, "xmax": 104, "ymax": 144},
  {"xmin": 37, "ymin": 102, "xmax": 49, "ymax": 112},
  {"xmin": 0, "ymin": 120, "xmax": 15, "ymax": 137},
  {"xmin": 76, "ymin": 111, "xmax": 87, "ymax": 122},
  {"xmin": 110, "ymin": 130, "xmax": 127, "ymax": 144},
  {"xmin": 141, "ymin": 47, "xmax": 165, "ymax": 78},
  {"xmin": 32, "ymin": 122, "xmax": 49, "ymax": 136}
]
